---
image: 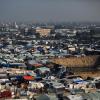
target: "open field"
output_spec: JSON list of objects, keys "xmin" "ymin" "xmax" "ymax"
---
[
  {"xmin": 74, "ymin": 71, "xmax": 100, "ymax": 79},
  {"xmin": 51, "ymin": 55, "xmax": 100, "ymax": 68}
]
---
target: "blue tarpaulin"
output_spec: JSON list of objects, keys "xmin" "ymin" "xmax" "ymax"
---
[
  {"xmin": 16, "ymin": 76, "xmax": 23, "ymax": 80},
  {"xmin": 74, "ymin": 80, "xmax": 87, "ymax": 84},
  {"xmin": 37, "ymin": 47, "xmax": 44, "ymax": 52}
]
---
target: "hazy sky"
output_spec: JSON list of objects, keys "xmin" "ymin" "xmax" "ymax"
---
[{"xmin": 0, "ymin": 0, "xmax": 100, "ymax": 22}]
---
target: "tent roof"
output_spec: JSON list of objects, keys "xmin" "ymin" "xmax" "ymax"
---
[
  {"xmin": 37, "ymin": 67, "xmax": 50, "ymax": 73},
  {"xmin": 23, "ymin": 75, "xmax": 34, "ymax": 81}
]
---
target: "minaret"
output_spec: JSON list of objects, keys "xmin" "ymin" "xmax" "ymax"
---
[{"xmin": 14, "ymin": 22, "xmax": 18, "ymax": 29}]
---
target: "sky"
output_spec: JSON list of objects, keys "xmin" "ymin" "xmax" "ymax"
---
[{"xmin": 0, "ymin": 0, "xmax": 100, "ymax": 22}]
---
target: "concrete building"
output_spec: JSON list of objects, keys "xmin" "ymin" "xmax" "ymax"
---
[{"xmin": 36, "ymin": 27, "xmax": 51, "ymax": 37}]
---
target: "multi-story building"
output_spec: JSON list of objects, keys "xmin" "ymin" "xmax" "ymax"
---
[{"xmin": 36, "ymin": 27, "xmax": 51, "ymax": 37}]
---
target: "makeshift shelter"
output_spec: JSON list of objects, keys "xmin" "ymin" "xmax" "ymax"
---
[
  {"xmin": 30, "ymin": 82, "xmax": 44, "ymax": 89},
  {"xmin": 0, "ymin": 79, "xmax": 10, "ymax": 83},
  {"xmin": 16, "ymin": 75, "xmax": 23, "ymax": 81},
  {"xmin": 27, "ymin": 60, "xmax": 43, "ymax": 70},
  {"xmin": 28, "ymin": 60, "xmax": 38, "ymax": 65},
  {"xmin": 6, "ymin": 63, "xmax": 26, "ymax": 69},
  {"xmin": 73, "ymin": 77, "xmax": 87, "ymax": 84},
  {"xmin": 33, "ymin": 63, "xmax": 43, "ymax": 67},
  {"xmin": 0, "ymin": 90, "xmax": 12, "ymax": 99},
  {"xmin": 0, "ymin": 73, "xmax": 7, "ymax": 78},
  {"xmin": 66, "ymin": 95, "xmax": 83, "ymax": 100},
  {"xmin": 32, "ymin": 54, "xmax": 43, "ymax": 57},
  {"xmin": 37, "ymin": 67, "xmax": 50, "ymax": 74},
  {"xmin": 35, "ymin": 76, "xmax": 42, "ymax": 81},
  {"xmin": 37, "ymin": 46, "xmax": 44, "ymax": 52},
  {"xmin": 27, "ymin": 72, "xmax": 36, "ymax": 77},
  {"xmin": 23, "ymin": 75, "xmax": 34, "ymax": 81}
]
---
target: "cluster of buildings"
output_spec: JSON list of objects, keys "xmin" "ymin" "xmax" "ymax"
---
[{"xmin": 0, "ymin": 22, "xmax": 100, "ymax": 99}]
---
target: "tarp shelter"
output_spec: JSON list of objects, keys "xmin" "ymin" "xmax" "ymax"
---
[
  {"xmin": 27, "ymin": 72, "xmax": 36, "ymax": 77},
  {"xmin": 23, "ymin": 75, "xmax": 34, "ymax": 81},
  {"xmin": 9, "ymin": 63, "xmax": 26, "ymax": 68},
  {"xmin": 28, "ymin": 60, "xmax": 37, "ymax": 65},
  {"xmin": 0, "ymin": 74, "xmax": 7, "ymax": 78},
  {"xmin": 73, "ymin": 79, "xmax": 87, "ymax": 84},
  {"xmin": 27, "ymin": 63, "xmax": 42, "ymax": 71},
  {"xmin": 37, "ymin": 67, "xmax": 50, "ymax": 73},
  {"xmin": 67, "ymin": 95, "xmax": 83, "ymax": 100},
  {"xmin": 0, "ymin": 79, "xmax": 10, "ymax": 83},
  {"xmin": 0, "ymin": 90, "xmax": 12, "ymax": 99},
  {"xmin": 28, "ymin": 60, "xmax": 40, "ymax": 70},
  {"xmin": 33, "ymin": 63, "xmax": 42, "ymax": 67},
  {"xmin": 35, "ymin": 76, "xmax": 42, "ymax": 81},
  {"xmin": 32, "ymin": 54, "xmax": 43, "ymax": 57},
  {"xmin": 30, "ymin": 82, "xmax": 44, "ymax": 89},
  {"xmin": 16, "ymin": 75, "xmax": 23, "ymax": 80},
  {"xmin": 37, "ymin": 47, "xmax": 44, "ymax": 52}
]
